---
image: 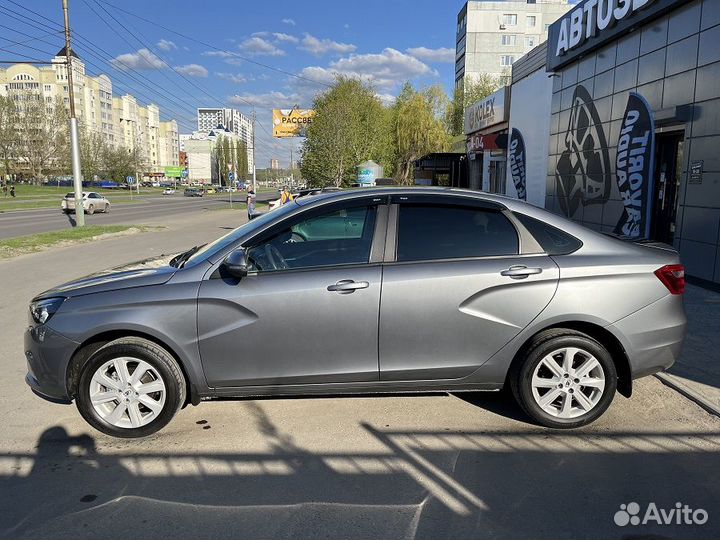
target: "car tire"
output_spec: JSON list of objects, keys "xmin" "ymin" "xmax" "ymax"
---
[
  {"xmin": 510, "ymin": 329, "xmax": 617, "ymax": 429},
  {"xmin": 76, "ymin": 337, "xmax": 186, "ymax": 438},
  {"xmin": 104, "ymin": 203, "xmax": 110, "ymax": 213},
  {"xmin": 87, "ymin": 204, "xmax": 95, "ymax": 215}
]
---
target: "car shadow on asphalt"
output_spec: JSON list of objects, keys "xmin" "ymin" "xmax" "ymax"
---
[{"xmin": 1, "ymin": 400, "xmax": 719, "ymax": 540}]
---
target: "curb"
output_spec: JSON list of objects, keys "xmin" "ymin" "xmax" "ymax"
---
[{"xmin": 655, "ymin": 372, "xmax": 720, "ymax": 418}]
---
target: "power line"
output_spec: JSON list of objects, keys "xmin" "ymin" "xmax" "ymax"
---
[
  {"xmin": 94, "ymin": 0, "xmax": 331, "ymax": 89},
  {"xmin": 0, "ymin": 1, "xmax": 281, "ymax": 155}
]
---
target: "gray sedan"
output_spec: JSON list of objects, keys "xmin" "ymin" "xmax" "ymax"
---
[{"xmin": 25, "ymin": 188, "xmax": 687, "ymax": 437}]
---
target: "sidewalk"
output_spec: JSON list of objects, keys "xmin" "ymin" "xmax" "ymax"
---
[{"xmin": 658, "ymin": 284, "xmax": 720, "ymax": 415}]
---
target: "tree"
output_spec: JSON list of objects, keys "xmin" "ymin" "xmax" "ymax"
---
[
  {"xmin": 301, "ymin": 77, "xmax": 389, "ymax": 187},
  {"xmin": 234, "ymin": 140, "xmax": 248, "ymax": 180},
  {"xmin": 391, "ymin": 83, "xmax": 451, "ymax": 185},
  {"xmin": 447, "ymin": 74, "xmax": 503, "ymax": 136},
  {"xmin": 0, "ymin": 96, "xmax": 19, "ymax": 180},
  {"xmin": 104, "ymin": 145, "xmax": 141, "ymax": 183},
  {"xmin": 15, "ymin": 93, "xmax": 69, "ymax": 183},
  {"xmin": 79, "ymin": 126, "xmax": 107, "ymax": 181}
]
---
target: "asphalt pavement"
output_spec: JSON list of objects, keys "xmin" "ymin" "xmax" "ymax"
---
[
  {"xmin": 0, "ymin": 195, "xmax": 232, "ymax": 239},
  {"xmin": 0, "ymin": 211, "xmax": 719, "ymax": 540}
]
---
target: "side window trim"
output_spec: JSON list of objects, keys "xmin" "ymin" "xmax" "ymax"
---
[
  {"xmin": 387, "ymin": 202, "xmax": 523, "ymax": 264},
  {"xmin": 244, "ymin": 197, "xmax": 387, "ymax": 274}
]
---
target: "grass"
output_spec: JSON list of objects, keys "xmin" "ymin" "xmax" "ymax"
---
[{"xmin": 0, "ymin": 225, "xmax": 155, "ymax": 259}]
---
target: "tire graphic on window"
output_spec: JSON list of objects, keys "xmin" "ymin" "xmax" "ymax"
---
[{"xmin": 555, "ymin": 84, "xmax": 611, "ymax": 217}]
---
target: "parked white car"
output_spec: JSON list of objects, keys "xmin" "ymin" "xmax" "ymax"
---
[
  {"xmin": 61, "ymin": 192, "xmax": 110, "ymax": 214},
  {"xmin": 163, "ymin": 188, "xmax": 176, "ymax": 195}
]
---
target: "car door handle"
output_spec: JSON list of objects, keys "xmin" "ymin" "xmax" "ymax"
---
[
  {"xmin": 327, "ymin": 280, "xmax": 370, "ymax": 293},
  {"xmin": 500, "ymin": 266, "xmax": 543, "ymax": 279}
]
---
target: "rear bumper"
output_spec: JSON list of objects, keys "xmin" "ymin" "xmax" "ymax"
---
[
  {"xmin": 608, "ymin": 294, "xmax": 687, "ymax": 380},
  {"xmin": 24, "ymin": 324, "xmax": 79, "ymax": 403}
]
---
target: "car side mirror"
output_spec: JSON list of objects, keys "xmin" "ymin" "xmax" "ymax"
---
[{"xmin": 222, "ymin": 249, "xmax": 248, "ymax": 279}]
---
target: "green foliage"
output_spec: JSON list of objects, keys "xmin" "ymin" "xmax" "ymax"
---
[
  {"xmin": 0, "ymin": 96, "xmax": 19, "ymax": 178},
  {"xmin": 391, "ymin": 83, "xmax": 451, "ymax": 185},
  {"xmin": 301, "ymin": 77, "xmax": 390, "ymax": 187}
]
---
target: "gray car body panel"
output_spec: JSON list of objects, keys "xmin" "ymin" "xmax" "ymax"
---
[{"xmin": 24, "ymin": 187, "xmax": 687, "ymax": 404}]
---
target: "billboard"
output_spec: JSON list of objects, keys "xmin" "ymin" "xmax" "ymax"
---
[
  {"xmin": 164, "ymin": 166, "xmax": 184, "ymax": 178},
  {"xmin": 272, "ymin": 108, "xmax": 315, "ymax": 138}
]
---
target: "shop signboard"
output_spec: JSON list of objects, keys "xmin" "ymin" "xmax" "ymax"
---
[
  {"xmin": 467, "ymin": 133, "xmax": 507, "ymax": 153},
  {"xmin": 614, "ymin": 92, "xmax": 655, "ymax": 239},
  {"xmin": 547, "ymin": 0, "xmax": 687, "ymax": 72},
  {"xmin": 464, "ymin": 87, "xmax": 507, "ymax": 135},
  {"xmin": 272, "ymin": 108, "xmax": 315, "ymax": 138}
]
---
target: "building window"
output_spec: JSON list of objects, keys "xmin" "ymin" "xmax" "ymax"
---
[
  {"xmin": 527, "ymin": 15, "xmax": 537, "ymax": 27},
  {"xmin": 501, "ymin": 55, "xmax": 515, "ymax": 66},
  {"xmin": 502, "ymin": 14, "xmax": 518, "ymax": 26},
  {"xmin": 525, "ymin": 36, "xmax": 537, "ymax": 47},
  {"xmin": 501, "ymin": 35, "xmax": 517, "ymax": 46}
]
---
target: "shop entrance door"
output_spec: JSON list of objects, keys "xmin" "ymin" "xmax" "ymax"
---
[{"xmin": 650, "ymin": 132, "xmax": 684, "ymax": 244}]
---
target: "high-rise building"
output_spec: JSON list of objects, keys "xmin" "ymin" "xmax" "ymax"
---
[
  {"xmin": 455, "ymin": 0, "xmax": 571, "ymax": 86},
  {"xmin": 271, "ymin": 159, "xmax": 280, "ymax": 170},
  {"xmin": 197, "ymin": 107, "xmax": 253, "ymax": 172},
  {"xmin": 0, "ymin": 49, "xmax": 180, "ymax": 176}
]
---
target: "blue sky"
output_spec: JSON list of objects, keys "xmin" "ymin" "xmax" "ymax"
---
[{"xmin": 1, "ymin": 0, "xmax": 465, "ymax": 167}]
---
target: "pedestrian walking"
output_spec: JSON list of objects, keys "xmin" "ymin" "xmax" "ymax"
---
[
  {"xmin": 246, "ymin": 185, "xmax": 256, "ymax": 219},
  {"xmin": 9, "ymin": 184, "xmax": 15, "ymax": 198},
  {"xmin": 2, "ymin": 183, "xmax": 7, "ymax": 197},
  {"xmin": 280, "ymin": 186, "xmax": 294, "ymax": 205}
]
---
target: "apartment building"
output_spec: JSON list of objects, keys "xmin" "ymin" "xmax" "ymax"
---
[
  {"xmin": 0, "ymin": 49, "xmax": 180, "ymax": 174},
  {"xmin": 455, "ymin": 0, "xmax": 571, "ymax": 85},
  {"xmin": 197, "ymin": 107, "xmax": 253, "ymax": 172}
]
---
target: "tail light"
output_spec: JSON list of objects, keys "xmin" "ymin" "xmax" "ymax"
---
[{"xmin": 654, "ymin": 264, "xmax": 685, "ymax": 295}]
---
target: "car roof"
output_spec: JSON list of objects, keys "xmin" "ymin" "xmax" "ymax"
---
[{"xmin": 294, "ymin": 186, "xmax": 518, "ymax": 207}]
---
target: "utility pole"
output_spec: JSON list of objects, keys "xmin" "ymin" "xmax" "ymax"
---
[
  {"xmin": 251, "ymin": 109, "xmax": 257, "ymax": 192},
  {"xmin": 62, "ymin": 0, "xmax": 84, "ymax": 226},
  {"xmin": 290, "ymin": 147, "xmax": 294, "ymax": 186}
]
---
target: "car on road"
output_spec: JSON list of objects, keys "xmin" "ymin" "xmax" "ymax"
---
[
  {"xmin": 163, "ymin": 188, "xmax": 176, "ymax": 195},
  {"xmin": 61, "ymin": 192, "xmax": 110, "ymax": 215},
  {"xmin": 183, "ymin": 187, "xmax": 203, "ymax": 197},
  {"xmin": 26, "ymin": 188, "xmax": 687, "ymax": 437}
]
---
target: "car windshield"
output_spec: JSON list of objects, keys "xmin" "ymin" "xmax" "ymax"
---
[{"xmin": 184, "ymin": 201, "xmax": 301, "ymax": 265}]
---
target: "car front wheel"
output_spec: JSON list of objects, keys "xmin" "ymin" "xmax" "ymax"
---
[
  {"xmin": 510, "ymin": 329, "xmax": 617, "ymax": 429},
  {"xmin": 76, "ymin": 337, "xmax": 186, "ymax": 438}
]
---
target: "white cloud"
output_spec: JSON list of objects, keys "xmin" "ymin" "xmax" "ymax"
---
[
  {"xmin": 297, "ymin": 48, "xmax": 434, "ymax": 92},
  {"xmin": 156, "ymin": 39, "xmax": 177, "ymax": 51},
  {"xmin": 175, "ymin": 63, "xmax": 208, "ymax": 77},
  {"xmin": 299, "ymin": 33, "xmax": 356, "ymax": 56},
  {"xmin": 216, "ymin": 72, "xmax": 247, "ymax": 84},
  {"xmin": 228, "ymin": 90, "xmax": 305, "ymax": 109},
  {"xmin": 273, "ymin": 32, "xmax": 299, "ymax": 44},
  {"xmin": 282, "ymin": 18, "xmax": 296, "ymax": 26},
  {"xmin": 111, "ymin": 48, "xmax": 165, "ymax": 70},
  {"xmin": 238, "ymin": 37, "xmax": 284, "ymax": 57},
  {"xmin": 406, "ymin": 46, "xmax": 455, "ymax": 63}
]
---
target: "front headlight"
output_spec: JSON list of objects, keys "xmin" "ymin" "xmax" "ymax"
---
[{"xmin": 29, "ymin": 297, "xmax": 65, "ymax": 324}]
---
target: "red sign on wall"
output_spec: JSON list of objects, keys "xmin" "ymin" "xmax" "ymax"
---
[{"xmin": 467, "ymin": 133, "xmax": 508, "ymax": 153}]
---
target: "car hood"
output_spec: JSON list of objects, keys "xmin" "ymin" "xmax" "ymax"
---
[{"xmin": 34, "ymin": 254, "xmax": 179, "ymax": 300}]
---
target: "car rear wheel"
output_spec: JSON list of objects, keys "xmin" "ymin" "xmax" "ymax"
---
[
  {"xmin": 510, "ymin": 329, "xmax": 617, "ymax": 429},
  {"xmin": 87, "ymin": 204, "xmax": 95, "ymax": 215},
  {"xmin": 76, "ymin": 337, "xmax": 186, "ymax": 438},
  {"xmin": 104, "ymin": 203, "xmax": 110, "ymax": 213}
]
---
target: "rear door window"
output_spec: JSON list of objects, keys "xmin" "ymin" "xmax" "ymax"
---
[
  {"xmin": 396, "ymin": 204, "xmax": 519, "ymax": 262},
  {"xmin": 513, "ymin": 212, "xmax": 583, "ymax": 255}
]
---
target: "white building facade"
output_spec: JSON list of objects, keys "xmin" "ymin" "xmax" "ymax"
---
[
  {"xmin": 197, "ymin": 107, "xmax": 253, "ymax": 173},
  {"xmin": 455, "ymin": 0, "xmax": 571, "ymax": 86}
]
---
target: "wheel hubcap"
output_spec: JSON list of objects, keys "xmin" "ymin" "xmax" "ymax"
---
[
  {"xmin": 89, "ymin": 357, "xmax": 166, "ymax": 429},
  {"xmin": 530, "ymin": 347, "xmax": 605, "ymax": 419}
]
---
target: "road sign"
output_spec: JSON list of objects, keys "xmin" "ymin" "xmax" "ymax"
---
[
  {"xmin": 181, "ymin": 170, "xmax": 188, "ymax": 178},
  {"xmin": 126, "ymin": 176, "xmax": 135, "ymax": 184},
  {"xmin": 228, "ymin": 172, "xmax": 235, "ymax": 182}
]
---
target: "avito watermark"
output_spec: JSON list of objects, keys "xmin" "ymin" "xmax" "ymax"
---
[{"xmin": 614, "ymin": 502, "xmax": 708, "ymax": 527}]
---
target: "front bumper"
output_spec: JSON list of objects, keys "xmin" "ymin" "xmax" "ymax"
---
[
  {"xmin": 608, "ymin": 294, "xmax": 687, "ymax": 380},
  {"xmin": 24, "ymin": 324, "xmax": 80, "ymax": 403}
]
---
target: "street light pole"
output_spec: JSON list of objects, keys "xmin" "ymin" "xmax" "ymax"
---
[
  {"xmin": 62, "ymin": 0, "xmax": 84, "ymax": 226},
  {"xmin": 251, "ymin": 109, "xmax": 257, "ymax": 192}
]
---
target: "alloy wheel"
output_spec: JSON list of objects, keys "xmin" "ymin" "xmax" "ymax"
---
[
  {"xmin": 89, "ymin": 357, "xmax": 166, "ymax": 428},
  {"xmin": 530, "ymin": 347, "xmax": 606, "ymax": 419}
]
